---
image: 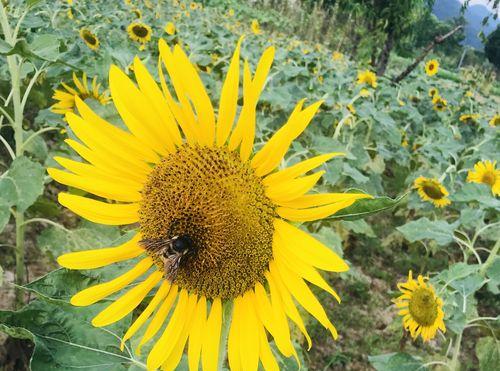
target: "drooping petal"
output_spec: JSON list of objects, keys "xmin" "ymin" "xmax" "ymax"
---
[
  {"xmin": 277, "ymin": 200, "xmax": 356, "ymax": 221},
  {"xmin": 92, "ymin": 270, "xmax": 163, "ymax": 327},
  {"xmin": 57, "ymin": 233, "xmax": 144, "ymax": 270},
  {"xmin": 58, "ymin": 193, "xmax": 139, "ymax": 225},
  {"xmin": 201, "ymin": 298, "xmax": 222, "ymax": 371},
  {"xmin": 70, "ymin": 256, "xmax": 153, "ymax": 306},
  {"xmin": 276, "ymin": 192, "xmax": 371, "ymax": 209}
]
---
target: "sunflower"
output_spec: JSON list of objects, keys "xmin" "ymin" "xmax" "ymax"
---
[
  {"xmin": 414, "ymin": 176, "xmax": 451, "ymax": 207},
  {"xmin": 356, "ymin": 70, "xmax": 377, "ymax": 88},
  {"xmin": 359, "ymin": 88, "xmax": 371, "ymax": 98},
  {"xmin": 467, "ymin": 160, "xmax": 500, "ymax": 196},
  {"xmin": 51, "ymin": 72, "xmax": 110, "ymax": 115},
  {"xmin": 489, "ymin": 114, "xmax": 500, "ymax": 127},
  {"xmin": 79, "ymin": 28, "xmax": 99, "ymax": 51},
  {"xmin": 127, "ymin": 22, "xmax": 152, "ymax": 45},
  {"xmin": 190, "ymin": 2, "xmax": 198, "ymax": 10},
  {"xmin": 251, "ymin": 19, "xmax": 261, "ymax": 35},
  {"xmin": 227, "ymin": 8, "xmax": 235, "ymax": 17},
  {"xmin": 432, "ymin": 95, "xmax": 447, "ymax": 112},
  {"xmin": 425, "ymin": 59, "xmax": 439, "ymax": 76},
  {"xmin": 347, "ymin": 103, "xmax": 356, "ymax": 114},
  {"xmin": 393, "ymin": 271, "xmax": 446, "ymax": 342},
  {"xmin": 132, "ymin": 8, "xmax": 142, "ymax": 18},
  {"xmin": 459, "ymin": 113, "xmax": 480, "ymax": 124},
  {"xmin": 50, "ymin": 40, "xmax": 371, "ymax": 370},
  {"xmin": 428, "ymin": 87, "xmax": 438, "ymax": 98},
  {"xmin": 164, "ymin": 22, "xmax": 176, "ymax": 35},
  {"xmin": 332, "ymin": 51, "xmax": 343, "ymax": 60}
]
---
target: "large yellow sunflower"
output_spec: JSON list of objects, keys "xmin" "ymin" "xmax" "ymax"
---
[
  {"xmin": 467, "ymin": 160, "xmax": 500, "ymax": 196},
  {"xmin": 51, "ymin": 72, "xmax": 110, "ymax": 115},
  {"xmin": 394, "ymin": 271, "xmax": 446, "ymax": 342},
  {"xmin": 414, "ymin": 176, "xmax": 451, "ymax": 207},
  {"xmin": 356, "ymin": 70, "xmax": 377, "ymax": 88},
  {"xmin": 50, "ymin": 40, "xmax": 370, "ymax": 370},
  {"xmin": 127, "ymin": 22, "xmax": 152, "ymax": 45},
  {"xmin": 425, "ymin": 59, "xmax": 439, "ymax": 76},
  {"xmin": 79, "ymin": 28, "xmax": 100, "ymax": 51}
]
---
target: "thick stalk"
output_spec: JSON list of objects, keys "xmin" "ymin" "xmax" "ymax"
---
[{"xmin": 449, "ymin": 331, "xmax": 462, "ymax": 371}]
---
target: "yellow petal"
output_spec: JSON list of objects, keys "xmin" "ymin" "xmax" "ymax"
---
[
  {"xmin": 258, "ymin": 324, "xmax": 279, "ymax": 371},
  {"xmin": 92, "ymin": 270, "xmax": 163, "ymax": 327},
  {"xmin": 216, "ymin": 37, "xmax": 243, "ymax": 146},
  {"xmin": 188, "ymin": 296, "xmax": 207, "ymax": 371},
  {"xmin": 266, "ymin": 171, "xmax": 325, "ymax": 203},
  {"xmin": 58, "ymin": 193, "xmax": 139, "ymax": 225},
  {"xmin": 70, "ymin": 256, "xmax": 153, "ymax": 306},
  {"xmin": 274, "ymin": 219, "xmax": 348, "ymax": 272},
  {"xmin": 201, "ymin": 298, "xmax": 222, "ymax": 371},
  {"xmin": 252, "ymin": 100, "xmax": 323, "ymax": 177},
  {"xmin": 137, "ymin": 285, "xmax": 179, "ymax": 354},
  {"xmin": 48, "ymin": 167, "xmax": 142, "ymax": 202},
  {"xmin": 58, "ymin": 233, "xmax": 144, "ymax": 270},
  {"xmin": 277, "ymin": 200, "xmax": 357, "ymax": 222},
  {"xmin": 120, "ymin": 280, "xmax": 171, "ymax": 350},
  {"xmin": 276, "ymin": 192, "xmax": 371, "ymax": 208},
  {"xmin": 238, "ymin": 293, "xmax": 260, "ymax": 371},
  {"xmin": 228, "ymin": 296, "xmax": 243, "ymax": 371},
  {"xmin": 263, "ymin": 153, "xmax": 344, "ymax": 187}
]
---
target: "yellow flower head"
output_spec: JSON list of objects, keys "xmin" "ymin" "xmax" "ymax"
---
[
  {"xmin": 393, "ymin": 271, "xmax": 446, "ymax": 342},
  {"xmin": 398, "ymin": 99, "xmax": 405, "ymax": 107},
  {"xmin": 332, "ymin": 51, "xmax": 343, "ymax": 61},
  {"xmin": 227, "ymin": 8, "xmax": 235, "ymax": 17},
  {"xmin": 357, "ymin": 70, "xmax": 377, "ymax": 88},
  {"xmin": 251, "ymin": 19, "xmax": 261, "ymax": 35},
  {"xmin": 132, "ymin": 8, "xmax": 142, "ymax": 18},
  {"xmin": 489, "ymin": 114, "xmax": 500, "ymax": 127},
  {"xmin": 67, "ymin": 8, "xmax": 74, "ymax": 19},
  {"xmin": 189, "ymin": 2, "xmax": 198, "ymax": 10},
  {"xmin": 347, "ymin": 103, "xmax": 356, "ymax": 114},
  {"xmin": 459, "ymin": 113, "xmax": 480, "ymax": 124},
  {"xmin": 51, "ymin": 72, "xmax": 110, "ymax": 115},
  {"xmin": 79, "ymin": 28, "xmax": 99, "ymax": 51},
  {"xmin": 425, "ymin": 59, "xmax": 439, "ymax": 76},
  {"xmin": 359, "ymin": 88, "xmax": 371, "ymax": 98},
  {"xmin": 414, "ymin": 176, "xmax": 451, "ymax": 207},
  {"xmin": 432, "ymin": 95, "xmax": 447, "ymax": 112},
  {"xmin": 51, "ymin": 40, "xmax": 371, "ymax": 371},
  {"xmin": 164, "ymin": 22, "xmax": 176, "ymax": 35},
  {"xmin": 127, "ymin": 22, "xmax": 152, "ymax": 44},
  {"xmin": 465, "ymin": 90, "xmax": 473, "ymax": 98},
  {"xmin": 467, "ymin": 160, "xmax": 500, "ymax": 195},
  {"xmin": 428, "ymin": 87, "xmax": 438, "ymax": 98}
]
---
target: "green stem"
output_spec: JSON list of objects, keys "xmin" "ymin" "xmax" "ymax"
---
[
  {"xmin": 480, "ymin": 239, "xmax": 500, "ymax": 277},
  {"xmin": 449, "ymin": 331, "xmax": 462, "ymax": 371}
]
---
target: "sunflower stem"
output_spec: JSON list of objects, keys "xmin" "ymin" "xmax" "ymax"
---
[
  {"xmin": 449, "ymin": 331, "xmax": 462, "ymax": 371},
  {"xmin": 480, "ymin": 239, "xmax": 499, "ymax": 277},
  {"xmin": 218, "ymin": 301, "xmax": 233, "ymax": 370}
]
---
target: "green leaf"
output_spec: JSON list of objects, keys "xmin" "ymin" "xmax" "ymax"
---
[
  {"xmin": 0, "ymin": 200, "xmax": 10, "ymax": 234},
  {"xmin": 435, "ymin": 263, "xmax": 480, "ymax": 284},
  {"xmin": 368, "ymin": 352, "xmax": 426, "ymax": 371},
  {"xmin": 312, "ymin": 228, "xmax": 343, "ymax": 257},
  {"xmin": 329, "ymin": 193, "xmax": 407, "ymax": 221},
  {"xmin": 476, "ymin": 337, "xmax": 500, "ymax": 371},
  {"xmin": 0, "ymin": 299, "xmax": 135, "ymax": 370},
  {"xmin": 485, "ymin": 257, "xmax": 500, "ymax": 294},
  {"xmin": 341, "ymin": 219, "xmax": 376, "ymax": 237},
  {"xmin": 397, "ymin": 217, "xmax": 459, "ymax": 246},
  {"xmin": 1, "ymin": 156, "xmax": 45, "ymax": 212},
  {"xmin": 450, "ymin": 274, "xmax": 486, "ymax": 297},
  {"xmin": 452, "ymin": 183, "xmax": 500, "ymax": 209}
]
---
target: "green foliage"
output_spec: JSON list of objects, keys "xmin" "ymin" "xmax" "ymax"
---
[{"xmin": 484, "ymin": 25, "xmax": 500, "ymax": 68}]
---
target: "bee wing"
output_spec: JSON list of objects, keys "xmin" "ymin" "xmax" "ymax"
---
[
  {"xmin": 139, "ymin": 237, "xmax": 174, "ymax": 254},
  {"xmin": 165, "ymin": 254, "xmax": 183, "ymax": 282}
]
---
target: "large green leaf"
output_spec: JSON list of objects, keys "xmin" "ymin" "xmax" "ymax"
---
[
  {"xmin": 368, "ymin": 352, "xmax": 426, "ymax": 371},
  {"xmin": 397, "ymin": 217, "xmax": 459, "ymax": 246},
  {"xmin": 329, "ymin": 193, "xmax": 407, "ymax": 221},
  {"xmin": 476, "ymin": 337, "xmax": 500, "ymax": 371}
]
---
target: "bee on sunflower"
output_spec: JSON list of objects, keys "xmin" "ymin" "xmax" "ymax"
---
[
  {"xmin": 79, "ymin": 28, "xmax": 99, "ymax": 51},
  {"xmin": 432, "ymin": 95, "xmax": 447, "ymax": 112},
  {"xmin": 394, "ymin": 271, "xmax": 446, "ymax": 342},
  {"xmin": 489, "ymin": 114, "xmax": 499, "ymax": 127},
  {"xmin": 127, "ymin": 22, "xmax": 152, "ymax": 49},
  {"xmin": 51, "ymin": 72, "xmax": 110, "ymax": 115},
  {"xmin": 459, "ymin": 113, "xmax": 480, "ymax": 124},
  {"xmin": 425, "ymin": 59, "xmax": 439, "ymax": 76},
  {"xmin": 50, "ymin": 39, "xmax": 371, "ymax": 370},
  {"xmin": 356, "ymin": 69, "xmax": 377, "ymax": 88},
  {"xmin": 414, "ymin": 176, "xmax": 451, "ymax": 207},
  {"xmin": 467, "ymin": 160, "xmax": 500, "ymax": 196}
]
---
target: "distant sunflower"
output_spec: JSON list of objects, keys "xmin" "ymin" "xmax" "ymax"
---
[
  {"xmin": 357, "ymin": 70, "xmax": 377, "ymax": 88},
  {"xmin": 432, "ymin": 95, "xmax": 447, "ymax": 112},
  {"xmin": 51, "ymin": 72, "xmax": 110, "ymax": 115},
  {"xmin": 190, "ymin": 2, "xmax": 198, "ymax": 10},
  {"xmin": 164, "ymin": 22, "xmax": 176, "ymax": 35},
  {"xmin": 425, "ymin": 59, "xmax": 439, "ymax": 76},
  {"xmin": 489, "ymin": 114, "xmax": 500, "ymax": 127},
  {"xmin": 459, "ymin": 113, "xmax": 480, "ymax": 124},
  {"xmin": 132, "ymin": 8, "xmax": 142, "ymax": 18},
  {"xmin": 332, "ymin": 51, "xmax": 343, "ymax": 60},
  {"xmin": 359, "ymin": 88, "xmax": 371, "ymax": 98},
  {"xmin": 467, "ymin": 160, "xmax": 500, "ymax": 196},
  {"xmin": 127, "ymin": 22, "xmax": 152, "ymax": 45},
  {"xmin": 51, "ymin": 40, "xmax": 370, "ymax": 370},
  {"xmin": 251, "ymin": 19, "xmax": 261, "ymax": 35},
  {"xmin": 79, "ymin": 28, "xmax": 99, "ymax": 51},
  {"xmin": 414, "ymin": 176, "xmax": 451, "ymax": 207},
  {"xmin": 393, "ymin": 271, "xmax": 446, "ymax": 342},
  {"xmin": 428, "ymin": 87, "xmax": 438, "ymax": 98}
]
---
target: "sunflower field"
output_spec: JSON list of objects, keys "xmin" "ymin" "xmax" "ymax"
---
[{"xmin": 0, "ymin": 0, "xmax": 499, "ymax": 370}]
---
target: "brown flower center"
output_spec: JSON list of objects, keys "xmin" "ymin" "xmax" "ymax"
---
[
  {"xmin": 422, "ymin": 182, "xmax": 445, "ymax": 200},
  {"xmin": 132, "ymin": 25, "xmax": 149, "ymax": 38}
]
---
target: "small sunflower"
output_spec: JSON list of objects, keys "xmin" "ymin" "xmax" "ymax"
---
[
  {"xmin": 467, "ymin": 160, "xmax": 500, "ymax": 196},
  {"xmin": 347, "ymin": 103, "xmax": 356, "ymax": 114},
  {"xmin": 332, "ymin": 51, "xmax": 343, "ymax": 61},
  {"xmin": 359, "ymin": 88, "xmax": 371, "ymax": 98},
  {"xmin": 432, "ymin": 95, "xmax": 447, "ymax": 112},
  {"xmin": 459, "ymin": 113, "xmax": 480, "ymax": 124},
  {"xmin": 51, "ymin": 72, "xmax": 110, "ymax": 115},
  {"xmin": 489, "ymin": 114, "xmax": 500, "ymax": 127},
  {"xmin": 251, "ymin": 19, "xmax": 261, "ymax": 35},
  {"xmin": 428, "ymin": 87, "xmax": 438, "ymax": 98},
  {"xmin": 227, "ymin": 8, "xmax": 235, "ymax": 17},
  {"xmin": 79, "ymin": 28, "xmax": 99, "ymax": 51},
  {"xmin": 465, "ymin": 90, "xmax": 473, "ymax": 98},
  {"xmin": 393, "ymin": 271, "xmax": 446, "ymax": 342},
  {"xmin": 414, "ymin": 176, "xmax": 451, "ymax": 207},
  {"xmin": 357, "ymin": 70, "xmax": 377, "ymax": 88},
  {"xmin": 127, "ymin": 22, "xmax": 152, "ymax": 45},
  {"xmin": 425, "ymin": 59, "xmax": 439, "ymax": 76},
  {"xmin": 51, "ymin": 40, "xmax": 371, "ymax": 370},
  {"xmin": 398, "ymin": 99, "xmax": 405, "ymax": 107},
  {"xmin": 164, "ymin": 22, "xmax": 176, "ymax": 35},
  {"xmin": 132, "ymin": 8, "xmax": 142, "ymax": 18},
  {"xmin": 189, "ymin": 2, "xmax": 198, "ymax": 10}
]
